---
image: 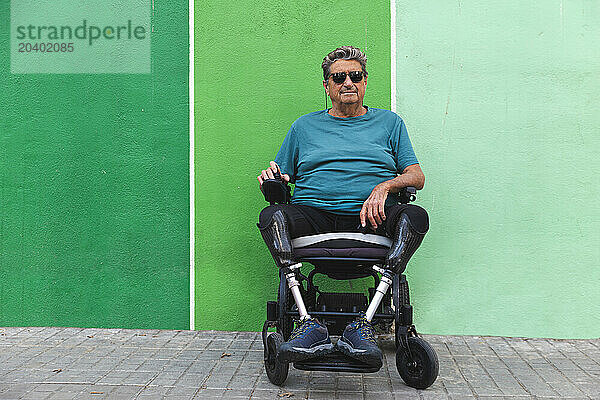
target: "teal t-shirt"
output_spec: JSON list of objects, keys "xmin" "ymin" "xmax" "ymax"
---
[{"xmin": 275, "ymin": 107, "xmax": 419, "ymax": 214}]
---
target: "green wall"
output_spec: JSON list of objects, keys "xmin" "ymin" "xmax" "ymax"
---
[
  {"xmin": 0, "ymin": 1, "xmax": 189, "ymax": 329},
  {"xmin": 394, "ymin": 1, "xmax": 600, "ymax": 338},
  {"xmin": 194, "ymin": 0, "xmax": 391, "ymax": 331},
  {"xmin": 2, "ymin": 0, "xmax": 597, "ymax": 338}
]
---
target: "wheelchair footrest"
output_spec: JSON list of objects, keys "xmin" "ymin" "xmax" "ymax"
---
[{"xmin": 293, "ymin": 350, "xmax": 381, "ymax": 373}]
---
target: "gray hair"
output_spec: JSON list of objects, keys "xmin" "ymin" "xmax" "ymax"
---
[{"xmin": 321, "ymin": 46, "xmax": 368, "ymax": 80}]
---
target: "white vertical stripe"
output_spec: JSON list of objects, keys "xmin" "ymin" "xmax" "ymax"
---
[
  {"xmin": 189, "ymin": 0, "xmax": 195, "ymax": 331},
  {"xmin": 390, "ymin": 0, "xmax": 397, "ymax": 113}
]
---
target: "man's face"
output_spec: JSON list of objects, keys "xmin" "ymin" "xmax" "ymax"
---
[{"xmin": 323, "ymin": 59, "xmax": 367, "ymax": 107}]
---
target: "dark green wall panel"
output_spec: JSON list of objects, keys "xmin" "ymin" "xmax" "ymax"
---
[{"xmin": 0, "ymin": 1, "xmax": 189, "ymax": 329}]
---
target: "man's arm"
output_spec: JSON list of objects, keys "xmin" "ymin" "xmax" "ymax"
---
[
  {"xmin": 359, "ymin": 164, "xmax": 425, "ymax": 230},
  {"xmin": 381, "ymin": 163, "xmax": 425, "ymax": 192}
]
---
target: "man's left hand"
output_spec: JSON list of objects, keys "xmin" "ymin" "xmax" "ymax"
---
[{"xmin": 360, "ymin": 182, "xmax": 390, "ymax": 230}]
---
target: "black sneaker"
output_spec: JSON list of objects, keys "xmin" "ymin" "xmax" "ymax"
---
[
  {"xmin": 337, "ymin": 313, "xmax": 383, "ymax": 368},
  {"xmin": 278, "ymin": 318, "xmax": 334, "ymax": 363}
]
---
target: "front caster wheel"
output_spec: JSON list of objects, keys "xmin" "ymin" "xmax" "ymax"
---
[
  {"xmin": 396, "ymin": 336, "xmax": 439, "ymax": 389},
  {"xmin": 265, "ymin": 333, "xmax": 289, "ymax": 386}
]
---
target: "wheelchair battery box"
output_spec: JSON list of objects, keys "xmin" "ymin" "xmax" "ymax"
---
[
  {"xmin": 316, "ymin": 292, "xmax": 368, "ymax": 313},
  {"xmin": 316, "ymin": 292, "xmax": 368, "ymax": 335}
]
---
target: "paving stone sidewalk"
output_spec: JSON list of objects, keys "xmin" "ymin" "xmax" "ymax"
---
[{"xmin": 0, "ymin": 327, "xmax": 599, "ymax": 399}]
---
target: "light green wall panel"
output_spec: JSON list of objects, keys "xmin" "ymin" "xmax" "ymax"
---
[
  {"xmin": 395, "ymin": 1, "xmax": 599, "ymax": 338},
  {"xmin": 194, "ymin": 0, "xmax": 391, "ymax": 331},
  {"xmin": 0, "ymin": 1, "xmax": 189, "ymax": 329}
]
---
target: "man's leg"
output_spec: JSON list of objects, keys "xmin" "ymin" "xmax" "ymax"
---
[
  {"xmin": 257, "ymin": 206, "xmax": 297, "ymax": 270},
  {"xmin": 364, "ymin": 204, "xmax": 429, "ymax": 320},
  {"xmin": 383, "ymin": 204, "xmax": 429, "ymax": 274},
  {"xmin": 338, "ymin": 204, "xmax": 429, "ymax": 368},
  {"xmin": 258, "ymin": 203, "xmax": 337, "ymax": 269},
  {"xmin": 258, "ymin": 205, "xmax": 335, "ymax": 361}
]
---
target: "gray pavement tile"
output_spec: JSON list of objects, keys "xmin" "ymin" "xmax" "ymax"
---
[
  {"xmin": 167, "ymin": 386, "xmax": 200, "ymax": 396},
  {"xmin": 74, "ymin": 394, "xmax": 111, "ymax": 400},
  {"xmin": 249, "ymin": 341, "xmax": 265, "ymax": 351},
  {"xmin": 307, "ymin": 376, "xmax": 336, "ymax": 391},
  {"xmin": 418, "ymin": 391, "xmax": 450, "ymax": 399},
  {"xmin": 164, "ymin": 359, "xmax": 195, "ymax": 371},
  {"xmin": 136, "ymin": 385, "xmax": 172, "ymax": 398},
  {"xmin": 219, "ymin": 388, "xmax": 254, "ymax": 398},
  {"xmin": 121, "ymin": 371, "xmax": 157, "ymax": 385},
  {"xmin": 308, "ymin": 390, "xmax": 350, "ymax": 399},
  {"xmin": 192, "ymin": 387, "xmax": 226, "ymax": 398},
  {"xmin": 561, "ymin": 368, "xmax": 599, "ymax": 384},
  {"xmin": 196, "ymin": 349, "xmax": 227, "ymax": 361},
  {"xmin": 548, "ymin": 380, "xmax": 588, "ymax": 398},
  {"xmin": 186, "ymin": 360, "xmax": 217, "ymax": 375},
  {"xmin": 248, "ymin": 388, "xmax": 287, "ymax": 398},
  {"xmin": 47, "ymin": 392, "xmax": 79, "ymax": 400},
  {"xmin": 577, "ymin": 382, "xmax": 600, "ymax": 398},
  {"xmin": 163, "ymin": 396, "xmax": 195, "ymax": 400},
  {"xmin": 475, "ymin": 397, "xmax": 523, "ymax": 400},
  {"xmin": 365, "ymin": 392, "xmax": 393, "ymax": 400},
  {"xmin": 335, "ymin": 392, "xmax": 365, "ymax": 400},
  {"xmin": 471, "ymin": 385, "xmax": 504, "ymax": 397},
  {"xmin": 209, "ymin": 339, "xmax": 235, "ymax": 350},
  {"xmin": 392, "ymin": 393, "xmax": 420, "ymax": 400},
  {"xmin": 335, "ymin": 376, "xmax": 362, "ymax": 392},
  {"xmin": 228, "ymin": 340, "xmax": 256, "ymax": 351},
  {"xmin": 105, "ymin": 387, "xmax": 144, "ymax": 400},
  {"xmin": 184, "ymin": 339, "xmax": 212, "ymax": 351},
  {"xmin": 20, "ymin": 391, "xmax": 55, "ymax": 400},
  {"xmin": 175, "ymin": 373, "xmax": 206, "ymax": 388},
  {"xmin": 227, "ymin": 374, "xmax": 259, "ymax": 389},
  {"xmin": 363, "ymin": 376, "xmax": 392, "ymax": 392}
]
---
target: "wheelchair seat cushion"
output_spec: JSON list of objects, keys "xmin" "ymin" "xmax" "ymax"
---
[{"xmin": 291, "ymin": 233, "xmax": 391, "ymax": 260}]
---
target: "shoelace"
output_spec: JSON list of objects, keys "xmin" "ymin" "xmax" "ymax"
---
[
  {"xmin": 352, "ymin": 316, "xmax": 377, "ymax": 344},
  {"xmin": 289, "ymin": 319, "xmax": 318, "ymax": 340}
]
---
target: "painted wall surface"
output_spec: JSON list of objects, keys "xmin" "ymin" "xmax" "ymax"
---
[
  {"xmin": 395, "ymin": 1, "xmax": 599, "ymax": 338},
  {"xmin": 194, "ymin": 0, "xmax": 391, "ymax": 331},
  {"xmin": 0, "ymin": 2, "xmax": 189, "ymax": 329}
]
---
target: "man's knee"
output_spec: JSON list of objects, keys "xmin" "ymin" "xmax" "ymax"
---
[
  {"xmin": 258, "ymin": 204, "xmax": 289, "ymax": 229},
  {"xmin": 386, "ymin": 204, "xmax": 429, "ymax": 235},
  {"xmin": 402, "ymin": 205, "xmax": 429, "ymax": 233}
]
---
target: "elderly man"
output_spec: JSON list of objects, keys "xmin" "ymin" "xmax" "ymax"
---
[{"xmin": 257, "ymin": 46, "xmax": 429, "ymax": 368}]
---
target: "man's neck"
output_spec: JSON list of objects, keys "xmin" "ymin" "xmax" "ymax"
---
[{"xmin": 328, "ymin": 103, "xmax": 367, "ymax": 118}]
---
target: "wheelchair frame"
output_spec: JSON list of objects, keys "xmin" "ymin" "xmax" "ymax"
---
[{"xmin": 260, "ymin": 182, "xmax": 439, "ymax": 389}]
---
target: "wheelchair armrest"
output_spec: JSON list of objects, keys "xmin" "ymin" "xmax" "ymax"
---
[
  {"xmin": 261, "ymin": 179, "xmax": 291, "ymax": 205},
  {"xmin": 260, "ymin": 181, "xmax": 415, "ymax": 205},
  {"xmin": 398, "ymin": 186, "xmax": 417, "ymax": 204}
]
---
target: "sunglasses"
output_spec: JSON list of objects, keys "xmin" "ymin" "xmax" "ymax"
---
[{"xmin": 329, "ymin": 71, "xmax": 364, "ymax": 84}]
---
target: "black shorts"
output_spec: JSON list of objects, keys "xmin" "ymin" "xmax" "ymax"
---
[{"xmin": 258, "ymin": 203, "xmax": 428, "ymax": 239}]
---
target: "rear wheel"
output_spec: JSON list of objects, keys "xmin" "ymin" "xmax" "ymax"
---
[
  {"xmin": 265, "ymin": 333, "xmax": 289, "ymax": 386},
  {"xmin": 396, "ymin": 336, "xmax": 439, "ymax": 389}
]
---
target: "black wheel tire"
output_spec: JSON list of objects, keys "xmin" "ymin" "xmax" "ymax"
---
[
  {"xmin": 277, "ymin": 272, "xmax": 293, "ymax": 340},
  {"xmin": 265, "ymin": 333, "xmax": 289, "ymax": 386},
  {"xmin": 393, "ymin": 275, "xmax": 410, "ymax": 348},
  {"xmin": 396, "ymin": 336, "xmax": 439, "ymax": 389}
]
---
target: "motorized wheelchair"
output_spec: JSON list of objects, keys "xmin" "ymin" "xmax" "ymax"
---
[{"xmin": 260, "ymin": 175, "xmax": 439, "ymax": 390}]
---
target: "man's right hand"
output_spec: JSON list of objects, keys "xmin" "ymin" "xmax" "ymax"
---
[{"xmin": 257, "ymin": 161, "xmax": 290, "ymax": 190}]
